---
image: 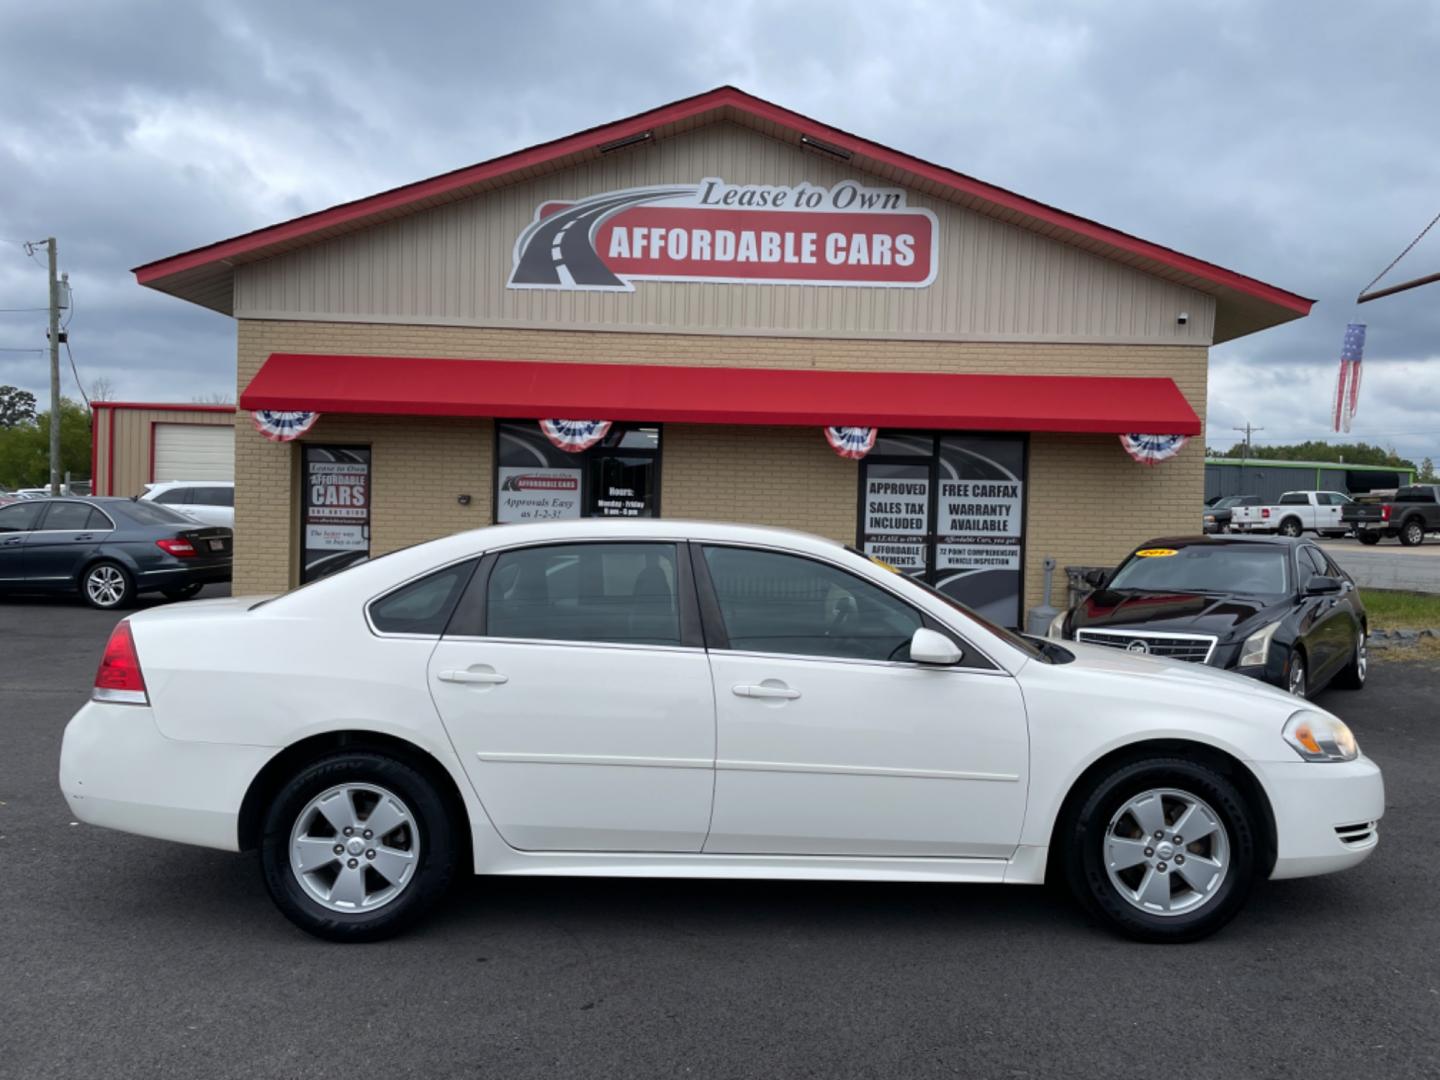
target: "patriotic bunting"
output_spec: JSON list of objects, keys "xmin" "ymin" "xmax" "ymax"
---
[
  {"xmin": 1120, "ymin": 433, "xmax": 1188, "ymax": 465},
  {"xmin": 824, "ymin": 426, "xmax": 877, "ymax": 460},
  {"xmin": 252, "ymin": 410, "xmax": 320, "ymax": 443},
  {"xmin": 540, "ymin": 419, "xmax": 612, "ymax": 452}
]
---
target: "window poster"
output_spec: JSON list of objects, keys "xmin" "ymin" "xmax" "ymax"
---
[
  {"xmin": 496, "ymin": 466, "xmax": 582, "ymax": 522},
  {"xmin": 496, "ymin": 421, "xmax": 660, "ymax": 522},
  {"xmin": 301, "ymin": 445, "xmax": 371, "ymax": 583}
]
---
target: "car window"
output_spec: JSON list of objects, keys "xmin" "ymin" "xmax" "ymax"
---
[
  {"xmin": 116, "ymin": 500, "xmax": 195, "ymax": 526},
  {"xmin": 193, "ymin": 486, "xmax": 234, "ymax": 507},
  {"xmin": 1108, "ymin": 544, "xmax": 1290, "ymax": 596},
  {"xmin": 368, "ymin": 560, "xmax": 477, "ymax": 636},
  {"xmin": 41, "ymin": 501, "xmax": 99, "ymax": 531},
  {"xmin": 153, "ymin": 487, "xmax": 191, "ymax": 505},
  {"xmin": 484, "ymin": 543, "xmax": 681, "ymax": 647},
  {"xmin": 1299, "ymin": 547, "xmax": 1328, "ymax": 577},
  {"xmin": 0, "ymin": 502, "xmax": 44, "ymax": 533},
  {"xmin": 703, "ymin": 545, "xmax": 923, "ymax": 662},
  {"xmin": 1279, "ymin": 493, "xmax": 1307, "ymax": 505}
]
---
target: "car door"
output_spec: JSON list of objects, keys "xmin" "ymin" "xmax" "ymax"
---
[
  {"xmin": 23, "ymin": 501, "xmax": 113, "ymax": 587},
  {"xmin": 427, "ymin": 540, "xmax": 716, "ymax": 853},
  {"xmin": 696, "ymin": 543, "xmax": 1029, "ymax": 859},
  {"xmin": 1315, "ymin": 546, "xmax": 1363, "ymax": 666},
  {"xmin": 1296, "ymin": 545, "xmax": 1345, "ymax": 677},
  {"xmin": 0, "ymin": 501, "xmax": 45, "ymax": 584}
]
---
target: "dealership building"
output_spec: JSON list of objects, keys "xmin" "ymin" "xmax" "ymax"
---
[{"xmin": 133, "ymin": 87, "xmax": 1310, "ymax": 625}]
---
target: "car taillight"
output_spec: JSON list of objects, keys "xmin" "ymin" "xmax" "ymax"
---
[
  {"xmin": 1261, "ymin": 508, "xmax": 1270, "ymax": 518},
  {"xmin": 93, "ymin": 621, "xmax": 148, "ymax": 705},
  {"xmin": 1381, "ymin": 506, "xmax": 1391, "ymax": 521},
  {"xmin": 156, "ymin": 537, "xmax": 197, "ymax": 557}
]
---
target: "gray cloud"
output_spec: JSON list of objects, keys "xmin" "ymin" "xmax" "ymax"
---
[{"xmin": 0, "ymin": 0, "xmax": 1436, "ymax": 461}]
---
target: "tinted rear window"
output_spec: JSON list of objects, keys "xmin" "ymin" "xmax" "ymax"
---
[
  {"xmin": 1397, "ymin": 487, "xmax": 1439, "ymax": 503},
  {"xmin": 115, "ymin": 501, "xmax": 194, "ymax": 526}
]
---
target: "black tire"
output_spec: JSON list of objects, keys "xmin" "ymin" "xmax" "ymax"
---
[
  {"xmin": 161, "ymin": 582, "xmax": 204, "ymax": 601},
  {"xmin": 1061, "ymin": 757, "xmax": 1261, "ymax": 943},
  {"xmin": 1333, "ymin": 625, "xmax": 1368, "ymax": 690},
  {"xmin": 260, "ymin": 751, "xmax": 459, "ymax": 942},
  {"xmin": 80, "ymin": 560, "xmax": 134, "ymax": 610},
  {"xmin": 1285, "ymin": 646, "xmax": 1307, "ymax": 698},
  {"xmin": 1399, "ymin": 518, "xmax": 1425, "ymax": 547},
  {"xmin": 1357, "ymin": 531, "xmax": 1381, "ymax": 546},
  {"xmin": 1278, "ymin": 518, "xmax": 1303, "ymax": 538}
]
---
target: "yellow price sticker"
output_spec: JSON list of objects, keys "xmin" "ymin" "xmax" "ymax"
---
[
  {"xmin": 867, "ymin": 555, "xmax": 902, "ymax": 574},
  {"xmin": 1135, "ymin": 548, "xmax": 1178, "ymax": 558}
]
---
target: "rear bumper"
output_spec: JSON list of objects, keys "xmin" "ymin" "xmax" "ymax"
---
[
  {"xmin": 1256, "ymin": 756, "xmax": 1384, "ymax": 879},
  {"xmin": 59, "ymin": 700, "xmax": 271, "ymax": 851},
  {"xmin": 134, "ymin": 560, "xmax": 232, "ymax": 589}
]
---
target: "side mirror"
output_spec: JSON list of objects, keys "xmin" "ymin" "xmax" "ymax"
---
[
  {"xmin": 909, "ymin": 627, "xmax": 963, "ymax": 665},
  {"xmin": 1083, "ymin": 569, "xmax": 1107, "ymax": 588},
  {"xmin": 1305, "ymin": 574, "xmax": 1342, "ymax": 596}
]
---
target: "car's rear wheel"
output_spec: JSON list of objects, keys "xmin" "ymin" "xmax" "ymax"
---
[
  {"xmin": 1334, "ymin": 627, "xmax": 1368, "ymax": 690},
  {"xmin": 81, "ymin": 561, "xmax": 133, "ymax": 610},
  {"xmin": 1400, "ymin": 519, "xmax": 1425, "ymax": 546},
  {"xmin": 1278, "ymin": 518, "xmax": 1303, "ymax": 538},
  {"xmin": 1358, "ymin": 532, "xmax": 1381, "ymax": 546},
  {"xmin": 161, "ymin": 582, "xmax": 204, "ymax": 601},
  {"xmin": 260, "ymin": 751, "xmax": 459, "ymax": 942},
  {"xmin": 1062, "ymin": 758, "xmax": 1259, "ymax": 943}
]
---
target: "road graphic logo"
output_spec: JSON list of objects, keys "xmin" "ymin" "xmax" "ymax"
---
[{"xmin": 509, "ymin": 177, "xmax": 938, "ymax": 292}]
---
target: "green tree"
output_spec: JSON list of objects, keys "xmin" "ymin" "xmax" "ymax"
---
[
  {"xmin": 1422, "ymin": 457, "xmax": 1437, "ymax": 482},
  {"xmin": 0, "ymin": 385, "xmax": 37, "ymax": 428},
  {"xmin": 0, "ymin": 398, "xmax": 91, "ymax": 487},
  {"xmin": 1214, "ymin": 440, "xmax": 1416, "ymax": 472}
]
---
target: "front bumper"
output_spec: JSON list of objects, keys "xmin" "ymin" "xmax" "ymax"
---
[
  {"xmin": 1256, "ymin": 756, "xmax": 1384, "ymax": 879},
  {"xmin": 59, "ymin": 700, "xmax": 273, "ymax": 851}
]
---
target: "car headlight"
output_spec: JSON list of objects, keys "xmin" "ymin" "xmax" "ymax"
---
[
  {"xmin": 1204, "ymin": 514, "xmax": 1216, "ymax": 522},
  {"xmin": 1283, "ymin": 710, "xmax": 1359, "ymax": 762},
  {"xmin": 1238, "ymin": 620, "xmax": 1281, "ymax": 667},
  {"xmin": 1047, "ymin": 610, "xmax": 1067, "ymax": 640}
]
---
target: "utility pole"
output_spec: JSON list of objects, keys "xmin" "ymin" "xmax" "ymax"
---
[
  {"xmin": 1232, "ymin": 422, "xmax": 1264, "ymax": 459},
  {"xmin": 46, "ymin": 237, "xmax": 61, "ymax": 495}
]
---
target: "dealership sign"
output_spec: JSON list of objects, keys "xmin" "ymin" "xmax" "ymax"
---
[{"xmin": 509, "ymin": 178, "xmax": 938, "ymax": 292}]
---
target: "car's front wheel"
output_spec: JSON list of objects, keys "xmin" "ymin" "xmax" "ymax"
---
[
  {"xmin": 1278, "ymin": 518, "xmax": 1303, "ymax": 538},
  {"xmin": 1062, "ymin": 758, "xmax": 1260, "ymax": 942},
  {"xmin": 260, "ymin": 751, "xmax": 459, "ymax": 942},
  {"xmin": 81, "ymin": 561, "xmax": 133, "ymax": 610},
  {"xmin": 1399, "ymin": 519, "xmax": 1425, "ymax": 547}
]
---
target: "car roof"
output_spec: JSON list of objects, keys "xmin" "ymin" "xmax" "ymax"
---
[
  {"xmin": 1133, "ymin": 534, "xmax": 1302, "ymax": 549},
  {"xmin": 146, "ymin": 479, "xmax": 234, "ymax": 487}
]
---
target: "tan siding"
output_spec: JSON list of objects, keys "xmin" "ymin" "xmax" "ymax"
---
[
  {"xmin": 96, "ymin": 407, "xmax": 234, "ymax": 497},
  {"xmin": 234, "ymin": 124, "xmax": 1216, "ymax": 345},
  {"xmin": 233, "ymin": 319, "xmax": 1206, "ymax": 611}
]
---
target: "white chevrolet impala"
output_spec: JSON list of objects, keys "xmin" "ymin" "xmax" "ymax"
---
[{"xmin": 60, "ymin": 520, "xmax": 1383, "ymax": 942}]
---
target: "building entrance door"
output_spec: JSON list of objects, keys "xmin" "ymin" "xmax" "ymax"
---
[{"xmin": 858, "ymin": 432, "xmax": 1028, "ymax": 627}]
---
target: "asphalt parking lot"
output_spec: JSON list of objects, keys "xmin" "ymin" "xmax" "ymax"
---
[{"xmin": 2, "ymin": 591, "xmax": 1438, "ymax": 1080}]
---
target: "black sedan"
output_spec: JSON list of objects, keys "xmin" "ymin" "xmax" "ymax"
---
[
  {"xmin": 0, "ymin": 496, "xmax": 231, "ymax": 609},
  {"xmin": 1053, "ymin": 535, "xmax": 1366, "ymax": 698}
]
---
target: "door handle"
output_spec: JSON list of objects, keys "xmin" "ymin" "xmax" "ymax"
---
[
  {"xmin": 732, "ymin": 683, "xmax": 801, "ymax": 700},
  {"xmin": 438, "ymin": 668, "xmax": 509, "ymax": 686},
  {"xmin": 74, "ymin": 534, "xmax": 93, "ymax": 540}
]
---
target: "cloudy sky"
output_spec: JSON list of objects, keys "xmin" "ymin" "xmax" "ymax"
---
[{"xmin": 1, "ymin": 0, "xmax": 1437, "ymax": 462}]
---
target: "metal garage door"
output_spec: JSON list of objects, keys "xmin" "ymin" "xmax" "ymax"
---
[{"xmin": 153, "ymin": 424, "xmax": 234, "ymax": 482}]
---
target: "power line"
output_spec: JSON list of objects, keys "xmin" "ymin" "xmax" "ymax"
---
[
  {"xmin": 0, "ymin": 307, "xmax": 49, "ymax": 313},
  {"xmin": 0, "ymin": 346, "xmax": 44, "ymax": 352},
  {"xmin": 64, "ymin": 340, "xmax": 90, "ymax": 409}
]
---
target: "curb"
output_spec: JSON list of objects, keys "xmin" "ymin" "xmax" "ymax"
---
[{"xmin": 1369, "ymin": 627, "xmax": 1440, "ymax": 650}]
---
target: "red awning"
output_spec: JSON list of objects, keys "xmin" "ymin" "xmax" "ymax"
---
[{"xmin": 240, "ymin": 354, "xmax": 1201, "ymax": 435}]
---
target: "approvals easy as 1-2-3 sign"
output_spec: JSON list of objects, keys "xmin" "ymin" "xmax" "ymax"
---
[{"xmin": 509, "ymin": 178, "xmax": 937, "ymax": 292}]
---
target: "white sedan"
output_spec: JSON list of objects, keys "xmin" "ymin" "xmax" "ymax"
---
[{"xmin": 60, "ymin": 520, "xmax": 1383, "ymax": 943}]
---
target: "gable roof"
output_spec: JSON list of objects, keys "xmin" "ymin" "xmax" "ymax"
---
[{"xmin": 133, "ymin": 85, "xmax": 1312, "ymax": 343}]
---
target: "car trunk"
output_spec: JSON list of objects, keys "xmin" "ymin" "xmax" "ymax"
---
[{"xmin": 180, "ymin": 526, "xmax": 233, "ymax": 562}]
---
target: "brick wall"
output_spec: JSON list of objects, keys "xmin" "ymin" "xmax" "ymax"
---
[{"xmin": 234, "ymin": 318, "xmax": 1206, "ymax": 611}]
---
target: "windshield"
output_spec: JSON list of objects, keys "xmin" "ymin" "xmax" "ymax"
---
[
  {"xmin": 117, "ymin": 500, "xmax": 196, "ymax": 526},
  {"xmin": 1108, "ymin": 544, "xmax": 1290, "ymax": 596}
]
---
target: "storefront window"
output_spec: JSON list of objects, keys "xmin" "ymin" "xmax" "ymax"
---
[
  {"xmin": 859, "ymin": 433, "xmax": 1027, "ymax": 627},
  {"xmin": 300, "ymin": 445, "xmax": 372, "ymax": 583},
  {"xmin": 495, "ymin": 421, "xmax": 660, "ymax": 523}
]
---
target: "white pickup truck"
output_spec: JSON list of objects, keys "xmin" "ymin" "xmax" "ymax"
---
[{"xmin": 1229, "ymin": 490, "xmax": 1353, "ymax": 538}]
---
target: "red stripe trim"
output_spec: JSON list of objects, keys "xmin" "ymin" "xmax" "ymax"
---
[
  {"xmin": 133, "ymin": 87, "xmax": 1312, "ymax": 314},
  {"xmin": 106, "ymin": 408, "xmax": 116, "ymax": 496}
]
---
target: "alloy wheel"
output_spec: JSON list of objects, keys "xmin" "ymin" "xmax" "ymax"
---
[
  {"xmin": 85, "ymin": 565, "xmax": 126, "ymax": 607},
  {"xmin": 288, "ymin": 783, "xmax": 420, "ymax": 913},
  {"xmin": 1355, "ymin": 632, "xmax": 1367, "ymax": 684},
  {"xmin": 1288, "ymin": 655, "xmax": 1307, "ymax": 697},
  {"xmin": 1103, "ymin": 788, "xmax": 1230, "ymax": 917},
  {"xmin": 1406, "ymin": 522, "xmax": 1423, "ymax": 545}
]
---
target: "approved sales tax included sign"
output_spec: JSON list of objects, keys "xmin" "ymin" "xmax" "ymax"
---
[{"xmin": 509, "ymin": 178, "xmax": 938, "ymax": 292}]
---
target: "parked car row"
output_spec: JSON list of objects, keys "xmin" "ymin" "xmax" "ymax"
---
[{"xmin": 1205, "ymin": 485, "xmax": 1439, "ymax": 546}]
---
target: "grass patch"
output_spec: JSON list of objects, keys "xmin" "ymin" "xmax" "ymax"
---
[{"xmin": 1359, "ymin": 589, "xmax": 1440, "ymax": 630}]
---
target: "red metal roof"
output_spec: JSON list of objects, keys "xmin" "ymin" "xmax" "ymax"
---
[
  {"xmin": 240, "ymin": 354, "xmax": 1201, "ymax": 435},
  {"xmin": 133, "ymin": 86, "xmax": 1312, "ymax": 339}
]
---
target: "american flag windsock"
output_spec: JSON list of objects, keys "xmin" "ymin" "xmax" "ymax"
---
[{"xmin": 1331, "ymin": 323, "xmax": 1366, "ymax": 433}]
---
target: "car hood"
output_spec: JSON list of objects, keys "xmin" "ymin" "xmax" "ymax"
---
[
  {"xmin": 1071, "ymin": 589, "xmax": 1286, "ymax": 641},
  {"xmin": 1049, "ymin": 639, "xmax": 1303, "ymax": 710}
]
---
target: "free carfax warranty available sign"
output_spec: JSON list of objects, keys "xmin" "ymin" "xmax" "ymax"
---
[{"xmin": 509, "ymin": 178, "xmax": 938, "ymax": 291}]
